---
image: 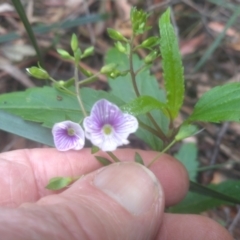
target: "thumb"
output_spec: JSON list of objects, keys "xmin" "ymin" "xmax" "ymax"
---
[{"xmin": 0, "ymin": 162, "xmax": 164, "ymax": 240}]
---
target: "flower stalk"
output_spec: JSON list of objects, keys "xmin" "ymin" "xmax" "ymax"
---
[{"xmin": 74, "ymin": 65, "xmax": 87, "ymax": 117}]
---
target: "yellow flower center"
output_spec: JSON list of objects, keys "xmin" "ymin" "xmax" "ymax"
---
[
  {"xmin": 67, "ymin": 128, "xmax": 75, "ymax": 136},
  {"xmin": 103, "ymin": 124, "xmax": 112, "ymax": 135}
]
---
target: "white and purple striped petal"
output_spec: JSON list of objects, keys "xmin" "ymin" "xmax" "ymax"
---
[
  {"xmin": 83, "ymin": 99, "xmax": 138, "ymax": 151},
  {"xmin": 52, "ymin": 121, "xmax": 85, "ymax": 151}
]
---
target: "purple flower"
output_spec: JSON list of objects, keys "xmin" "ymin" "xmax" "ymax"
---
[
  {"xmin": 83, "ymin": 99, "xmax": 138, "ymax": 151},
  {"xmin": 52, "ymin": 121, "xmax": 85, "ymax": 151}
]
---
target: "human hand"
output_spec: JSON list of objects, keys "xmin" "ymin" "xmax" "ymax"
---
[{"xmin": 0, "ymin": 148, "xmax": 233, "ymax": 240}]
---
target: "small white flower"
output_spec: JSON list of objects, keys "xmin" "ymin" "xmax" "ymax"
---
[
  {"xmin": 83, "ymin": 99, "xmax": 138, "ymax": 151},
  {"xmin": 52, "ymin": 121, "xmax": 85, "ymax": 151}
]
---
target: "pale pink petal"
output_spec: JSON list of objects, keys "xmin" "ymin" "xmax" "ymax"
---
[{"xmin": 52, "ymin": 121, "xmax": 85, "ymax": 151}]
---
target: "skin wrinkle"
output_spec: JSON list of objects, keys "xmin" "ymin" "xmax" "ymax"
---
[
  {"xmin": 23, "ymin": 149, "xmax": 42, "ymax": 201},
  {"xmin": 24, "ymin": 149, "xmax": 47, "ymax": 201},
  {"xmin": 0, "ymin": 156, "xmax": 36, "ymax": 207},
  {"xmin": 52, "ymin": 203, "xmax": 90, "ymax": 240},
  {"xmin": 64, "ymin": 151, "xmax": 79, "ymax": 178}
]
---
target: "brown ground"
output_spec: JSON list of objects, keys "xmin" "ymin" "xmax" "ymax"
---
[{"xmin": 0, "ymin": 0, "xmax": 240, "ymax": 238}]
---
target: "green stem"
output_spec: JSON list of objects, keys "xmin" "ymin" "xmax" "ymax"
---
[
  {"xmin": 139, "ymin": 120, "xmax": 161, "ymax": 138},
  {"xmin": 146, "ymin": 113, "xmax": 168, "ymax": 142},
  {"xmin": 74, "ymin": 65, "xmax": 87, "ymax": 117},
  {"xmin": 129, "ymin": 36, "xmax": 168, "ymax": 142},
  {"xmin": 135, "ymin": 64, "xmax": 149, "ymax": 76},
  {"xmin": 129, "ymin": 36, "xmax": 141, "ymax": 97},
  {"xmin": 147, "ymin": 140, "xmax": 176, "ymax": 168},
  {"xmin": 77, "ymin": 73, "xmax": 100, "ymax": 87},
  {"xmin": 107, "ymin": 151, "xmax": 120, "ymax": 162}
]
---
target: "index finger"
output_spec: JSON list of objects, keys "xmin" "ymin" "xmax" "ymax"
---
[{"xmin": 0, "ymin": 148, "xmax": 188, "ymax": 208}]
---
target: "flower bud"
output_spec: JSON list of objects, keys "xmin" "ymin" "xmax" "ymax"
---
[
  {"xmin": 107, "ymin": 28, "xmax": 127, "ymax": 42},
  {"xmin": 100, "ymin": 63, "xmax": 117, "ymax": 74},
  {"xmin": 141, "ymin": 36, "xmax": 159, "ymax": 48},
  {"xmin": 144, "ymin": 50, "xmax": 158, "ymax": 64},
  {"xmin": 109, "ymin": 69, "xmax": 121, "ymax": 79},
  {"xmin": 130, "ymin": 7, "xmax": 149, "ymax": 34},
  {"xmin": 71, "ymin": 34, "xmax": 78, "ymax": 52},
  {"xmin": 115, "ymin": 41, "xmax": 127, "ymax": 53},
  {"xmin": 26, "ymin": 67, "xmax": 49, "ymax": 80},
  {"xmin": 79, "ymin": 66, "xmax": 94, "ymax": 77}
]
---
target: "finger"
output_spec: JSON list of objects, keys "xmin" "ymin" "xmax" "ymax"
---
[
  {"xmin": 0, "ymin": 162, "xmax": 164, "ymax": 240},
  {"xmin": 0, "ymin": 148, "xmax": 188, "ymax": 207},
  {"xmin": 156, "ymin": 213, "xmax": 233, "ymax": 240}
]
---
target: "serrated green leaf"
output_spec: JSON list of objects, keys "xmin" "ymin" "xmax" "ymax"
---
[
  {"xmin": 175, "ymin": 124, "xmax": 199, "ymax": 141},
  {"xmin": 95, "ymin": 156, "xmax": 112, "ymax": 166},
  {"xmin": 134, "ymin": 152, "xmax": 144, "ymax": 165},
  {"xmin": 46, "ymin": 177, "xmax": 73, "ymax": 190},
  {"xmin": 188, "ymin": 82, "xmax": 240, "ymax": 123},
  {"xmin": 159, "ymin": 8, "xmax": 184, "ymax": 119},
  {"xmin": 170, "ymin": 180, "xmax": 240, "ymax": 213},
  {"xmin": 105, "ymin": 48, "xmax": 169, "ymax": 151},
  {"xmin": 0, "ymin": 86, "xmax": 123, "ymax": 128},
  {"xmin": 174, "ymin": 143, "xmax": 198, "ymax": 180},
  {"xmin": 121, "ymin": 95, "xmax": 168, "ymax": 117}
]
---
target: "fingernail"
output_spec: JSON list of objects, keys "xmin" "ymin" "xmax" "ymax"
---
[{"xmin": 94, "ymin": 162, "xmax": 162, "ymax": 215}]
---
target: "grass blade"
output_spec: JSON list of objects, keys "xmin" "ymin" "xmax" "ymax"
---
[
  {"xmin": 0, "ymin": 13, "xmax": 108, "ymax": 44},
  {"xmin": 11, "ymin": 0, "xmax": 44, "ymax": 66},
  {"xmin": 194, "ymin": 6, "xmax": 240, "ymax": 71}
]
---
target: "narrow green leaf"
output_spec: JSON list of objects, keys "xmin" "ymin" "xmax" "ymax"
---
[
  {"xmin": 170, "ymin": 180, "xmax": 240, "ymax": 213},
  {"xmin": 208, "ymin": 0, "xmax": 235, "ymax": 10},
  {"xmin": 134, "ymin": 152, "xmax": 144, "ymax": 165},
  {"xmin": 0, "ymin": 110, "xmax": 54, "ymax": 146},
  {"xmin": 46, "ymin": 177, "xmax": 73, "ymax": 190},
  {"xmin": 159, "ymin": 8, "xmax": 184, "ymax": 119},
  {"xmin": 174, "ymin": 143, "xmax": 198, "ymax": 180},
  {"xmin": 175, "ymin": 124, "xmax": 199, "ymax": 141},
  {"xmin": 95, "ymin": 156, "xmax": 112, "ymax": 166},
  {"xmin": 188, "ymin": 82, "xmax": 240, "ymax": 123},
  {"xmin": 0, "ymin": 14, "xmax": 108, "ymax": 44},
  {"xmin": 11, "ymin": 0, "xmax": 44, "ymax": 66},
  {"xmin": 121, "ymin": 95, "xmax": 168, "ymax": 117},
  {"xmin": 189, "ymin": 181, "xmax": 240, "ymax": 204},
  {"xmin": 194, "ymin": 6, "xmax": 240, "ymax": 71}
]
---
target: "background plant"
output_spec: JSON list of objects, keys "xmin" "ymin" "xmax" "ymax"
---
[{"xmin": 0, "ymin": 0, "xmax": 240, "ymax": 237}]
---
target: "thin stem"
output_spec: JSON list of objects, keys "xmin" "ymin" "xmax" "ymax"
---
[
  {"xmin": 129, "ymin": 35, "xmax": 168, "ymax": 142},
  {"xmin": 129, "ymin": 36, "xmax": 140, "ymax": 97},
  {"xmin": 147, "ymin": 140, "xmax": 176, "ymax": 168},
  {"xmin": 139, "ymin": 120, "xmax": 161, "ymax": 138},
  {"xmin": 135, "ymin": 64, "xmax": 149, "ymax": 76},
  {"xmin": 74, "ymin": 65, "xmax": 87, "ymax": 117},
  {"xmin": 77, "ymin": 73, "xmax": 100, "ymax": 87},
  {"xmin": 146, "ymin": 112, "xmax": 168, "ymax": 142},
  {"xmin": 107, "ymin": 151, "xmax": 120, "ymax": 162}
]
